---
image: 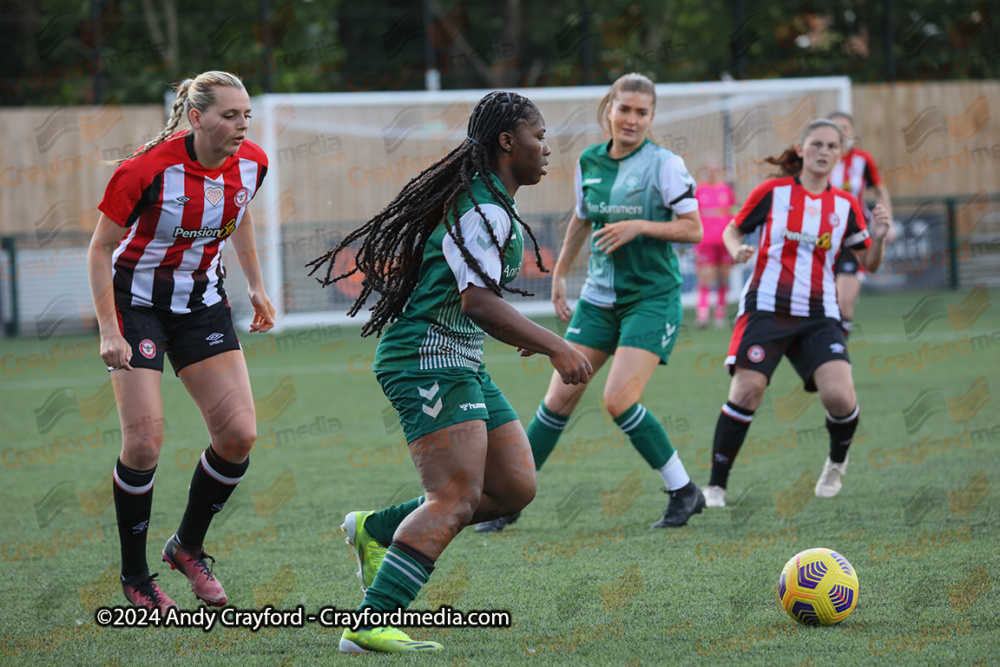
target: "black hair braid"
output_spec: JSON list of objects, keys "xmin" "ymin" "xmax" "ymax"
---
[
  {"xmin": 456, "ymin": 92, "xmax": 548, "ymax": 289},
  {"xmin": 306, "ymin": 91, "xmax": 548, "ymax": 337},
  {"xmin": 445, "ymin": 144, "xmax": 544, "ymax": 300}
]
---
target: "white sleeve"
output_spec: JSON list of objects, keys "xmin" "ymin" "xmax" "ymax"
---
[
  {"xmin": 441, "ymin": 203, "xmax": 513, "ymax": 292},
  {"xmin": 660, "ymin": 154, "xmax": 699, "ymax": 215},
  {"xmin": 574, "ymin": 160, "xmax": 589, "ymax": 220}
]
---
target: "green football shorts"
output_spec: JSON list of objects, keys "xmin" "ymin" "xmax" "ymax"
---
[
  {"xmin": 564, "ymin": 290, "xmax": 683, "ymax": 364},
  {"xmin": 376, "ymin": 367, "xmax": 519, "ymax": 443}
]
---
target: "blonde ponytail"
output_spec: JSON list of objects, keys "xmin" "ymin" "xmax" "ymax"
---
[{"xmin": 111, "ymin": 71, "xmax": 245, "ymax": 165}]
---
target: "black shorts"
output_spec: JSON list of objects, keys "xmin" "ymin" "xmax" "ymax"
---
[
  {"xmin": 725, "ymin": 311, "xmax": 849, "ymax": 392},
  {"xmin": 114, "ymin": 301, "xmax": 242, "ymax": 375},
  {"xmin": 834, "ymin": 248, "xmax": 864, "ymax": 277}
]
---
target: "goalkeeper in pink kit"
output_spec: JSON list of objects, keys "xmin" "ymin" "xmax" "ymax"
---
[{"xmin": 694, "ymin": 161, "xmax": 736, "ymax": 328}]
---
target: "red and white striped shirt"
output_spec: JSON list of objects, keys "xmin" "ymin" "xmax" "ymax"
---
[
  {"xmin": 829, "ymin": 147, "xmax": 882, "ymax": 207},
  {"xmin": 98, "ymin": 131, "xmax": 268, "ymax": 313},
  {"xmin": 735, "ymin": 177, "xmax": 870, "ymax": 319}
]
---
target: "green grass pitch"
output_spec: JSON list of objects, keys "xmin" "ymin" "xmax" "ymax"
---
[{"xmin": 1, "ymin": 288, "xmax": 998, "ymax": 665}]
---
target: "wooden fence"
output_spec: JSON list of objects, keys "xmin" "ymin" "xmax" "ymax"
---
[{"xmin": 1, "ymin": 81, "xmax": 996, "ymax": 237}]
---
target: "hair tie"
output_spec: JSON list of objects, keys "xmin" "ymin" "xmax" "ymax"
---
[{"xmin": 466, "ymin": 136, "xmax": 482, "ymax": 147}]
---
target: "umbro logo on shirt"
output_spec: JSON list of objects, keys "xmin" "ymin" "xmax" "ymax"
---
[
  {"xmin": 176, "ymin": 196, "xmax": 190, "ymax": 205},
  {"xmin": 584, "ymin": 178, "xmax": 602, "ymax": 184},
  {"xmin": 206, "ymin": 332, "xmax": 225, "ymax": 345}
]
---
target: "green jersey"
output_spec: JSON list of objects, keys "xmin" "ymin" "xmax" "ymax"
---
[
  {"xmin": 374, "ymin": 172, "xmax": 524, "ymax": 372},
  {"xmin": 575, "ymin": 138, "xmax": 698, "ymax": 307}
]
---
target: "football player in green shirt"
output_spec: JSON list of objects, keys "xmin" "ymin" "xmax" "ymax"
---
[
  {"xmin": 477, "ymin": 73, "xmax": 706, "ymax": 533},
  {"xmin": 307, "ymin": 91, "xmax": 593, "ymax": 653}
]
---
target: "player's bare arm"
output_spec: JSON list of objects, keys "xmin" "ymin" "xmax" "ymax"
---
[{"xmin": 722, "ymin": 221, "xmax": 755, "ymax": 263}]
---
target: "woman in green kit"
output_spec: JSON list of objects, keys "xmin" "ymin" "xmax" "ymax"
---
[
  {"xmin": 307, "ymin": 91, "xmax": 593, "ymax": 653},
  {"xmin": 477, "ymin": 73, "xmax": 706, "ymax": 533}
]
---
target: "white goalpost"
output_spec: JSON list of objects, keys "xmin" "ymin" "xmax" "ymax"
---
[{"xmin": 214, "ymin": 77, "xmax": 851, "ymax": 331}]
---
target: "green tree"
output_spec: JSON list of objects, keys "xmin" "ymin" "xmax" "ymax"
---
[{"xmin": 1, "ymin": 0, "xmax": 995, "ymax": 106}]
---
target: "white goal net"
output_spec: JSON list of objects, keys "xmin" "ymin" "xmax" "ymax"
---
[{"xmin": 223, "ymin": 77, "xmax": 851, "ymax": 330}]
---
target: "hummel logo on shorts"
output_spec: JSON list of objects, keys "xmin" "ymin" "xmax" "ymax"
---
[{"xmin": 419, "ymin": 383, "xmax": 443, "ymax": 418}]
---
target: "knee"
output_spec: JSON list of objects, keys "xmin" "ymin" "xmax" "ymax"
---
[
  {"xmin": 122, "ymin": 446, "xmax": 160, "ymax": 470},
  {"xmin": 544, "ymin": 387, "xmax": 580, "ymax": 417},
  {"xmin": 729, "ymin": 379, "xmax": 766, "ymax": 412},
  {"xmin": 501, "ymin": 472, "xmax": 536, "ymax": 514},
  {"xmin": 512, "ymin": 477, "xmax": 536, "ymax": 512},
  {"xmin": 435, "ymin": 483, "xmax": 484, "ymax": 529},
  {"xmin": 122, "ymin": 432, "xmax": 164, "ymax": 469},
  {"xmin": 216, "ymin": 425, "xmax": 257, "ymax": 463},
  {"xmin": 736, "ymin": 393, "xmax": 763, "ymax": 413},
  {"xmin": 824, "ymin": 392, "xmax": 857, "ymax": 418},
  {"xmin": 819, "ymin": 376, "xmax": 857, "ymax": 416},
  {"xmin": 604, "ymin": 397, "xmax": 626, "ymax": 419},
  {"xmin": 604, "ymin": 388, "xmax": 635, "ymax": 419}
]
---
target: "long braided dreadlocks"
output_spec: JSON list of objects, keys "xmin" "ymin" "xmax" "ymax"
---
[{"xmin": 306, "ymin": 91, "xmax": 548, "ymax": 337}]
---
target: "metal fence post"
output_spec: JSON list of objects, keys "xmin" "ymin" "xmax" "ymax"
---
[
  {"xmin": 946, "ymin": 197, "xmax": 959, "ymax": 289},
  {"xmin": 2, "ymin": 236, "xmax": 20, "ymax": 336}
]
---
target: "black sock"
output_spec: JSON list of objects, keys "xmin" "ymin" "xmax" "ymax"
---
[
  {"xmin": 826, "ymin": 406, "xmax": 859, "ymax": 463},
  {"xmin": 708, "ymin": 402, "xmax": 755, "ymax": 488},
  {"xmin": 391, "ymin": 539, "xmax": 436, "ymax": 577},
  {"xmin": 841, "ymin": 319, "xmax": 852, "ymax": 339},
  {"xmin": 113, "ymin": 459, "xmax": 156, "ymax": 578},
  {"xmin": 177, "ymin": 445, "xmax": 249, "ymax": 547}
]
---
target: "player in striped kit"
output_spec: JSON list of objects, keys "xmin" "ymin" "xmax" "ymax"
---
[
  {"xmin": 307, "ymin": 91, "xmax": 592, "ymax": 653},
  {"xmin": 476, "ymin": 73, "xmax": 706, "ymax": 533},
  {"xmin": 87, "ymin": 71, "xmax": 274, "ymax": 611},
  {"xmin": 828, "ymin": 111, "xmax": 894, "ymax": 338},
  {"xmin": 702, "ymin": 119, "xmax": 890, "ymax": 508}
]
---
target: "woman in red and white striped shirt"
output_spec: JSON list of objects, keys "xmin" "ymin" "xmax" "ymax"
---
[
  {"xmin": 828, "ymin": 111, "xmax": 895, "ymax": 338},
  {"xmin": 702, "ymin": 119, "xmax": 890, "ymax": 508},
  {"xmin": 87, "ymin": 71, "xmax": 274, "ymax": 612}
]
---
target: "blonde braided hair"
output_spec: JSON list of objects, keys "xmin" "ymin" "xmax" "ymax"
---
[{"xmin": 111, "ymin": 71, "xmax": 246, "ymax": 164}]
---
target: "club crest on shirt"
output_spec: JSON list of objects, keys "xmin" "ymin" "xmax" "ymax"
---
[
  {"xmin": 234, "ymin": 187, "xmax": 250, "ymax": 207},
  {"xmin": 748, "ymin": 345, "xmax": 765, "ymax": 363},
  {"xmin": 828, "ymin": 212, "xmax": 841, "ymax": 227},
  {"xmin": 205, "ymin": 187, "xmax": 224, "ymax": 206},
  {"xmin": 139, "ymin": 339, "xmax": 156, "ymax": 359}
]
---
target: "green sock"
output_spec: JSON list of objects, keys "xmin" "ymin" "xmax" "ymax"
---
[
  {"xmin": 614, "ymin": 403, "xmax": 675, "ymax": 469},
  {"xmin": 526, "ymin": 402, "xmax": 569, "ymax": 471},
  {"xmin": 365, "ymin": 496, "xmax": 424, "ymax": 548},
  {"xmin": 359, "ymin": 544, "xmax": 431, "ymax": 614}
]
